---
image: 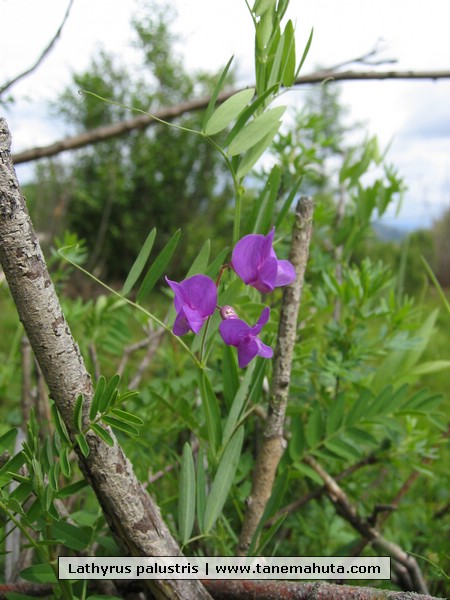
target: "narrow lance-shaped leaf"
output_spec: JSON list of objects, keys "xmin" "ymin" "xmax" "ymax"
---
[
  {"xmin": 236, "ymin": 122, "xmax": 282, "ymax": 180},
  {"xmin": 101, "ymin": 416, "xmax": 139, "ymax": 436},
  {"xmin": 137, "ymin": 229, "xmax": 181, "ymax": 303},
  {"xmin": 205, "ymin": 88, "xmax": 255, "ymax": 136},
  {"xmin": 202, "ymin": 55, "xmax": 234, "ymax": 131},
  {"xmin": 89, "ymin": 375, "xmax": 106, "ymax": 420},
  {"xmin": 73, "ymin": 394, "xmax": 84, "ymax": 433},
  {"xmin": 199, "ymin": 372, "xmax": 222, "ymax": 458},
  {"xmin": 91, "ymin": 423, "xmax": 115, "ymax": 447},
  {"xmin": 122, "ymin": 228, "xmax": 156, "ymax": 296},
  {"xmin": 98, "ymin": 374, "xmax": 121, "ymax": 414},
  {"xmin": 280, "ymin": 20, "xmax": 296, "ymax": 87},
  {"xmin": 203, "ymin": 426, "xmax": 244, "ymax": 533},
  {"xmin": 228, "ymin": 105, "xmax": 286, "ymax": 157},
  {"xmin": 0, "ymin": 428, "xmax": 17, "ymax": 453},
  {"xmin": 178, "ymin": 443, "xmax": 196, "ymax": 545},
  {"xmin": 196, "ymin": 446, "xmax": 207, "ymax": 533},
  {"xmin": 295, "ymin": 27, "xmax": 314, "ymax": 78},
  {"xmin": 75, "ymin": 432, "xmax": 90, "ymax": 458}
]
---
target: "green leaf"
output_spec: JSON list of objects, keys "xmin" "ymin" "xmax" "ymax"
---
[
  {"xmin": 202, "ymin": 56, "xmax": 234, "ymax": 131},
  {"xmin": 280, "ymin": 20, "xmax": 296, "ymax": 86},
  {"xmin": 245, "ymin": 165, "xmax": 281, "ymax": 234},
  {"xmin": 295, "ymin": 27, "xmax": 314, "ymax": 78},
  {"xmin": 222, "ymin": 361, "xmax": 256, "ymax": 447},
  {"xmin": 324, "ymin": 438, "xmax": 360, "ymax": 461},
  {"xmin": 48, "ymin": 463, "xmax": 60, "ymax": 491},
  {"xmin": 289, "ymin": 417, "xmax": 306, "ymax": 462},
  {"xmin": 236, "ymin": 123, "xmax": 281, "ymax": 179},
  {"xmin": 178, "ymin": 443, "xmax": 196, "ymax": 545},
  {"xmin": 222, "ymin": 344, "xmax": 240, "ymax": 408},
  {"xmin": 98, "ymin": 374, "xmax": 121, "ymax": 414},
  {"xmin": 59, "ymin": 446, "xmax": 71, "ymax": 478},
  {"xmin": 73, "ymin": 394, "xmax": 84, "ymax": 433},
  {"xmin": 294, "ymin": 461, "xmax": 324, "ymax": 486},
  {"xmin": 205, "ymin": 247, "xmax": 229, "ymax": 279},
  {"xmin": 56, "ymin": 479, "xmax": 89, "ymax": 499},
  {"xmin": 326, "ymin": 393, "xmax": 346, "ymax": 436},
  {"xmin": 122, "ymin": 228, "xmax": 156, "ymax": 296},
  {"xmin": 224, "ymin": 84, "xmax": 279, "ymax": 149},
  {"xmin": 0, "ymin": 428, "xmax": 17, "ymax": 453},
  {"xmin": 91, "ymin": 423, "xmax": 115, "ymax": 447},
  {"xmin": 101, "ymin": 416, "xmax": 139, "ymax": 436},
  {"xmin": 75, "ymin": 432, "xmax": 90, "ymax": 458},
  {"xmin": 199, "ymin": 372, "xmax": 222, "ymax": 457},
  {"xmin": 203, "ymin": 426, "xmax": 244, "ymax": 532},
  {"xmin": 205, "ymin": 88, "xmax": 255, "ymax": 136},
  {"xmin": 90, "ymin": 375, "xmax": 106, "ymax": 420},
  {"xmin": 52, "ymin": 519, "xmax": 90, "ymax": 551},
  {"xmin": 253, "ymin": 0, "xmax": 276, "ymax": 17},
  {"xmin": 196, "ymin": 446, "xmax": 207, "ymax": 533},
  {"xmin": 137, "ymin": 229, "xmax": 181, "ymax": 302},
  {"xmin": 109, "ymin": 408, "xmax": 144, "ymax": 426},
  {"xmin": 275, "ymin": 177, "xmax": 302, "ymax": 228},
  {"xmin": 228, "ymin": 106, "xmax": 286, "ymax": 157},
  {"xmin": 305, "ymin": 404, "xmax": 324, "ymax": 449},
  {"xmin": 20, "ymin": 564, "xmax": 57, "ymax": 584},
  {"xmin": 50, "ymin": 403, "xmax": 71, "ymax": 445},
  {"xmin": 4, "ymin": 592, "xmax": 37, "ymax": 600},
  {"xmin": 346, "ymin": 389, "xmax": 372, "ymax": 426}
]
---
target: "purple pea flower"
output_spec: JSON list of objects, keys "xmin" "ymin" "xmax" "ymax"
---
[
  {"xmin": 219, "ymin": 306, "xmax": 273, "ymax": 368},
  {"xmin": 166, "ymin": 274, "xmax": 217, "ymax": 336},
  {"xmin": 231, "ymin": 228, "xmax": 295, "ymax": 294}
]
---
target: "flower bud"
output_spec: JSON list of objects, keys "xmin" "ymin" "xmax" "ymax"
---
[{"xmin": 219, "ymin": 305, "xmax": 239, "ymax": 320}]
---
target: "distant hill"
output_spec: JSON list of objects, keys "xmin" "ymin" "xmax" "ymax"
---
[{"xmin": 372, "ymin": 222, "xmax": 410, "ymax": 242}]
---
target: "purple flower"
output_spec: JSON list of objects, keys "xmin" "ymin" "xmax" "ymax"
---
[
  {"xmin": 219, "ymin": 306, "xmax": 273, "ymax": 368},
  {"xmin": 231, "ymin": 228, "xmax": 295, "ymax": 294},
  {"xmin": 166, "ymin": 274, "xmax": 217, "ymax": 336}
]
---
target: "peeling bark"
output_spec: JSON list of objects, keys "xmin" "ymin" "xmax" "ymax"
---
[{"xmin": 0, "ymin": 118, "xmax": 212, "ymax": 600}]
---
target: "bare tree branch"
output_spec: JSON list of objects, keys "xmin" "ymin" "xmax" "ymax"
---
[
  {"xmin": 0, "ymin": 117, "xmax": 212, "ymax": 600},
  {"xmin": 303, "ymin": 455, "xmax": 430, "ymax": 594},
  {"xmin": 11, "ymin": 68, "xmax": 450, "ymax": 165},
  {"xmin": 0, "ymin": 0, "xmax": 75, "ymax": 98},
  {"xmin": 237, "ymin": 197, "xmax": 314, "ymax": 556}
]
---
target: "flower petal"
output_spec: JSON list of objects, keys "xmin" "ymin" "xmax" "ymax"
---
[
  {"xmin": 237, "ymin": 337, "xmax": 259, "ymax": 368},
  {"xmin": 275, "ymin": 260, "xmax": 296, "ymax": 287},
  {"xmin": 219, "ymin": 319, "xmax": 250, "ymax": 347},
  {"xmin": 253, "ymin": 256, "xmax": 277, "ymax": 293},
  {"xmin": 183, "ymin": 305, "xmax": 205, "ymax": 334},
  {"xmin": 249, "ymin": 306, "xmax": 271, "ymax": 336},
  {"xmin": 231, "ymin": 233, "xmax": 267, "ymax": 285},
  {"xmin": 172, "ymin": 310, "xmax": 191, "ymax": 336},
  {"xmin": 255, "ymin": 338, "xmax": 273, "ymax": 360},
  {"xmin": 165, "ymin": 276, "xmax": 188, "ymax": 312},
  {"xmin": 181, "ymin": 274, "xmax": 217, "ymax": 317}
]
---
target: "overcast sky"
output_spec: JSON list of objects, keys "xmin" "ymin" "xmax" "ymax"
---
[{"xmin": 1, "ymin": 0, "xmax": 450, "ymax": 230}]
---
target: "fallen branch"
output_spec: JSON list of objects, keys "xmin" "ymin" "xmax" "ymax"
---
[
  {"xmin": 0, "ymin": 117, "xmax": 212, "ymax": 600},
  {"xmin": 11, "ymin": 69, "xmax": 450, "ymax": 165},
  {"xmin": 0, "ymin": 579, "xmax": 444, "ymax": 600},
  {"xmin": 237, "ymin": 197, "xmax": 314, "ymax": 555}
]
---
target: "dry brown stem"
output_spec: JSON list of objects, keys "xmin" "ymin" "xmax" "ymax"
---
[
  {"xmin": 237, "ymin": 197, "xmax": 314, "ymax": 555},
  {"xmin": 0, "ymin": 117, "xmax": 211, "ymax": 600}
]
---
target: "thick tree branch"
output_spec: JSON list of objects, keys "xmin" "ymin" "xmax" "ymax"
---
[
  {"xmin": 237, "ymin": 197, "xmax": 314, "ymax": 556},
  {"xmin": 0, "ymin": 580, "xmax": 444, "ymax": 600},
  {"xmin": 11, "ymin": 69, "xmax": 450, "ymax": 165},
  {"xmin": 0, "ymin": 117, "xmax": 212, "ymax": 600},
  {"xmin": 0, "ymin": 0, "xmax": 75, "ymax": 98}
]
